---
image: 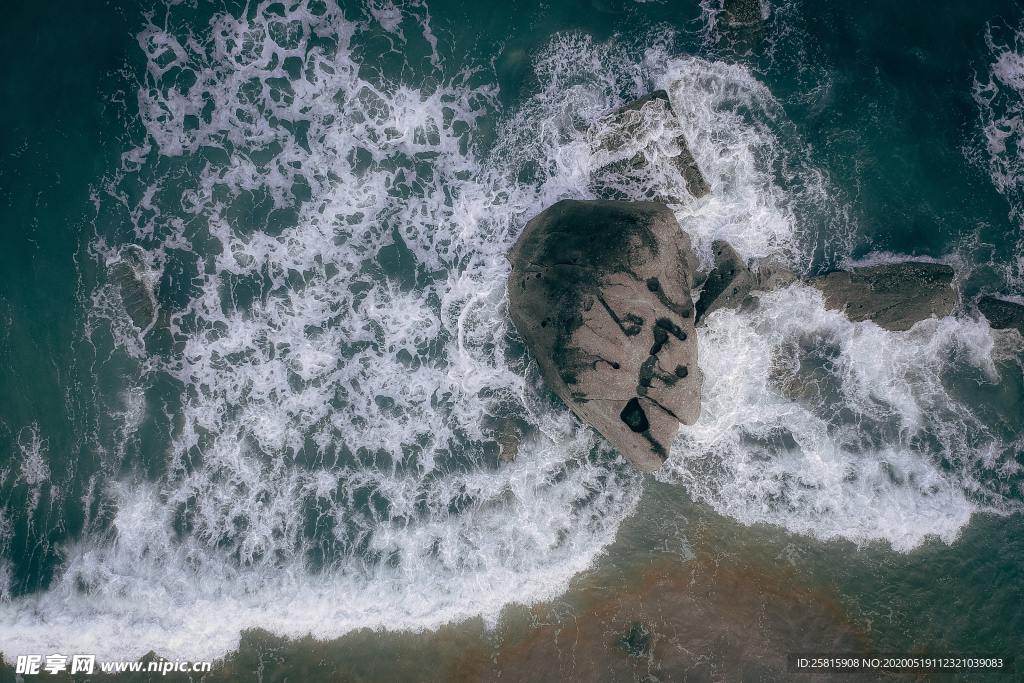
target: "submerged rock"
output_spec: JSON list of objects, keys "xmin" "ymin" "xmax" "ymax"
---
[
  {"xmin": 592, "ymin": 90, "xmax": 710, "ymax": 203},
  {"xmin": 110, "ymin": 246, "xmax": 157, "ymax": 334},
  {"xmin": 508, "ymin": 199, "xmax": 702, "ymax": 472},
  {"xmin": 809, "ymin": 262, "xmax": 956, "ymax": 332},
  {"xmin": 722, "ymin": 0, "xmax": 767, "ymax": 28},
  {"xmin": 978, "ymin": 296, "xmax": 1024, "ymax": 335},
  {"xmin": 617, "ymin": 622, "xmax": 654, "ymax": 659}
]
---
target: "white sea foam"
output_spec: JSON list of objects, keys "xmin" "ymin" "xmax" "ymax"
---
[
  {"xmin": 0, "ymin": 0, "xmax": 1015, "ymax": 664},
  {"xmin": 0, "ymin": 511, "xmax": 11, "ymax": 602},
  {"xmin": 662, "ymin": 284, "xmax": 1016, "ymax": 550},
  {"xmin": 3, "ymin": 1, "xmax": 649, "ymax": 661},
  {"xmin": 843, "ymin": 251, "xmax": 950, "ymax": 267},
  {"xmin": 975, "ymin": 26, "xmax": 1024, "ymax": 196},
  {"xmin": 973, "ymin": 22, "xmax": 1024, "ymax": 290},
  {"xmin": 659, "ymin": 56, "xmax": 846, "ymax": 268},
  {"xmin": 16, "ymin": 425, "xmax": 50, "ymax": 520}
]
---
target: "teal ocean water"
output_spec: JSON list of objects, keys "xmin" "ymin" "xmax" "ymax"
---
[{"xmin": 1, "ymin": 0, "xmax": 1023, "ymax": 679}]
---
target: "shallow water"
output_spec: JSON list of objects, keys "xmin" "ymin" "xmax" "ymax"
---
[{"xmin": 0, "ymin": 0, "xmax": 1022, "ymax": 678}]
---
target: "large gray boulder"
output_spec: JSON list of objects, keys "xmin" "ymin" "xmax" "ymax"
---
[
  {"xmin": 978, "ymin": 296, "xmax": 1024, "ymax": 335},
  {"xmin": 592, "ymin": 90, "xmax": 710, "ymax": 204},
  {"xmin": 809, "ymin": 262, "xmax": 956, "ymax": 332},
  {"xmin": 508, "ymin": 199, "xmax": 702, "ymax": 471}
]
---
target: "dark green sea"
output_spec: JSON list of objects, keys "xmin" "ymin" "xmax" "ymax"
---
[{"xmin": 1, "ymin": 0, "xmax": 1023, "ymax": 680}]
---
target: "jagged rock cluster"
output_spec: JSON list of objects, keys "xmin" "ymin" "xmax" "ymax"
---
[
  {"xmin": 508, "ymin": 90, "xmax": 1024, "ymax": 472},
  {"xmin": 694, "ymin": 241, "xmax": 795, "ymax": 323},
  {"xmin": 591, "ymin": 90, "xmax": 710, "ymax": 205}
]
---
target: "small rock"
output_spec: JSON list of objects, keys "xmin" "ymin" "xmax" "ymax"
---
[
  {"xmin": 978, "ymin": 296, "xmax": 1024, "ymax": 335},
  {"xmin": 491, "ymin": 415, "xmax": 531, "ymax": 463},
  {"xmin": 809, "ymin": 262, "xmax": 956, "ymax": 332},
  {"xmin": 694, "ymin": 245, "xmax": 797, "ymax": 324},
  {"xmin": 110, "ymin": 246, "xmax": 157, "ymax": 334},
  {"xmin": 695, "ymin": 240, "xmax": 754, "ymax": 323}
]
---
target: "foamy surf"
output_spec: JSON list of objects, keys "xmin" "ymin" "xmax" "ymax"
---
[
  {"xmin": 973, "ymin": 20, "xmax": 1024, "ymax": 290},
  {"xmin": 663, "ymin": 283, "xmax": 1020, "ymax": 551},
  {"xmin": 0, "ymin": 0, "xmax": 1019, "ymax": 664}
]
